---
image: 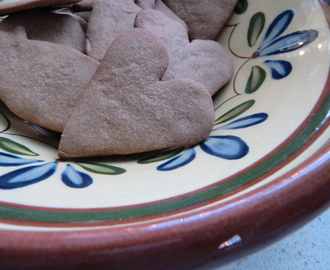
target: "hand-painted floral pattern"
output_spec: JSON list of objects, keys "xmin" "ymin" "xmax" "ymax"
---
[
  {"xmin": 227, "ymin": 7, "xmax": 318, "ymax": 97},
  {"xmin": 0, "ymin": 117, "xmax": 126, "ymax": 189},
  {"xmin": 144, "ymin": 110, "xmax": 268, "ymax": 171},
  {"xmin": 138, "ymin": 108, "xmax": 268, "ymax": 171},
  {"xmin": 0, "ymin": 148, "xmax": 126, "ymax": 189}
]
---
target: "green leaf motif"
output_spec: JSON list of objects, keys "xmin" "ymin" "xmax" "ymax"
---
[
  {"xmin": 215, "ymin": 100, "xmax": 255, "ymax": 125},
  {"xmin": 76, "ymin": 162, "xmax": 126, "ymax": 175},
  {"xmin": 234, "ymin": 0, "xmax": 248, "ymax": 14},
  {"xmin": 245, "ymin": 66, "xmax": 266, "ymax": 94},
  {"xmin": 0, "ymin": 137, "xmax": 39, "ymax": 156},
  {"xmin": 138, "ymin": 147, "xmax": 184, "ymax": 164},
  {"xmin": 248, "ymin": 12, "xmax": 265, "ymax": 47}
]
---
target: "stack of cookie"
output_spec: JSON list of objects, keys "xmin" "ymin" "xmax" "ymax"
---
[{"xmin": 0, "ymin": 0, "xmax": 237, "ymax": 159}]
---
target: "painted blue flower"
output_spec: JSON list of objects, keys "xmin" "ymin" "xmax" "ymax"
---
[
  {"xmin": 0, "ymin": 152, "xmax": 93, "ymax": 189},
  {"xmin": 252, "ymin": 9, "xmax": 318, "ymax": 79},
  {"xmin": 227, "ymin": 9, "xmax": 319, "ymax": 96},
  {"xmin": 156, "ymin": 113, "xmax": 268, "ymax": 171}
]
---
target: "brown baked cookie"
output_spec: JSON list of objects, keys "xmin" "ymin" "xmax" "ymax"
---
[
  {"xmin": 135, "ymin": 9, "xmax": 233, "ymax": 96},
  {"xmin": 0, "ymin": 9, "xmax": 86, "ymax": 53},
  {"xmin": 85, "ymin": 0, "xmax": 141, "ymax": 61},
  {"xmin": 58, "ymin": 28, "xmax": 214, "ymax": 159},
  {"xmin": 71, "ymin": 0, "xmax": 95, "ymax": 11},
  {"xmin": 136, "ymin": 0, "xmax": 188, "ymax": 31},
  {"xmin": 0, "ymin": 0, "xmax": 81, "ymax": 15},
  {"xmin": 0, "ymin": 27, "xmax": 99, "ymax": 132},
  {"xmin": 162, "ymin": 0, "xmax": 238, "ymax": 40}
]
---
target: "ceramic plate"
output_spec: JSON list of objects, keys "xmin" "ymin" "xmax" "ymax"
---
[{"xmin": 0, "ymin": 0, "xmax": 330, "ymax": 269}]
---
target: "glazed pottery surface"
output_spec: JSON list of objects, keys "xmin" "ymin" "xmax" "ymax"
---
[{"xmin": 0, "ymin": 0, "xmax": 330, "ymax": 269}]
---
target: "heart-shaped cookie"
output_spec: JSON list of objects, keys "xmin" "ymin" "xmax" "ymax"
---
[
  {"xmin": 135, "ymin": 9, "xmax": 233, "ymax": 95},
  {"xmin": 0, "ymin": 27, "xmax": 99, "ymax": 132},
  {"xmin": 163, "ymin": 0, "xmax": 238, "ymax": 40},
  {"xmin": 58, "ymin": 28, "xmax": 214, "ymax": 159}
]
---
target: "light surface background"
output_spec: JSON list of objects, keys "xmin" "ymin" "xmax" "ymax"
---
[{"xmin": 199, "ymin": 207, "xmax": 330, "ymax": 270}]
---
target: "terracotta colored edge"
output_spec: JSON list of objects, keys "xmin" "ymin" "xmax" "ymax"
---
[
  {"xmin": 0, "ymin": 3, "xmax": 330, "ymax": 269},
  {"xmin": 0, "ymin": 126, "xmax": 329, "ymax": 270}
]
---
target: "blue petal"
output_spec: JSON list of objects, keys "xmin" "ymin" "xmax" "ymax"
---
[
  {"xmin": 61, "ymin": 164, "xmax": 93, "ymax": 188},
  {"xmin": 264, "ymin": 60, "xmax": 292, "ymax": 79},
  {"xmin": 157, "ymin": 148, "xmax": 196, "ymax": 171},
  {"xmin": 214, "ymin": 113, "xmax": 268, "ymax": 131},
  {"xmin": 259, "ymin": 10, "xmax": 294, "ymax": 50},
  {"xmin": 0, "ymin": 152, "xmax": 42, "ymax": 166},
  {"xmin": 0, "ymin": 162, "xmax": 57, "ymax": 189},
  {"xmin": 200, "ymin": 136, "xmax": 249, "ymax": 160},
  {"xmin": 257, "ymin": 30, "xmax": 318, "ymax": 57}
]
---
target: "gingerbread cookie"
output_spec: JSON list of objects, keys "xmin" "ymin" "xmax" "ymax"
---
[
  {"xmin": 85, "ymin": 0, "xmax": 141, "ymax": 61},
  {"xmin": 0, "ymin": 27, "xmax": 99, "ymax": 132},
  {"xmin": 135, "ymin": 9, "xmax": 233, "ymax": 95},
  {"xmin": 0, "ymin": 9, "xmax": 86, "ymax": 53},
  {"xmin": 136, "ymin": 0, "xmax": 188, "ymax": 31},
  {"xmin": 163, "ymin": 0, "xmax": 238, "ymax": 40},
  {"xmin": 58, "ymin": 28, "xmax": 214, "ymax": 159},
  {"xmin": 0, "ymin": 0, "xmax": 81, "ymax": 16}
]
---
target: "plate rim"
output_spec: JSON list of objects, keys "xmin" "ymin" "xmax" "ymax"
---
[
  {"xmin": 0, "ymin": 118, "xmax": 329, "ymax": 269},
  {"xmin": 0, "ymin": 1, "xmax": 330, "ymax": 269}
]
